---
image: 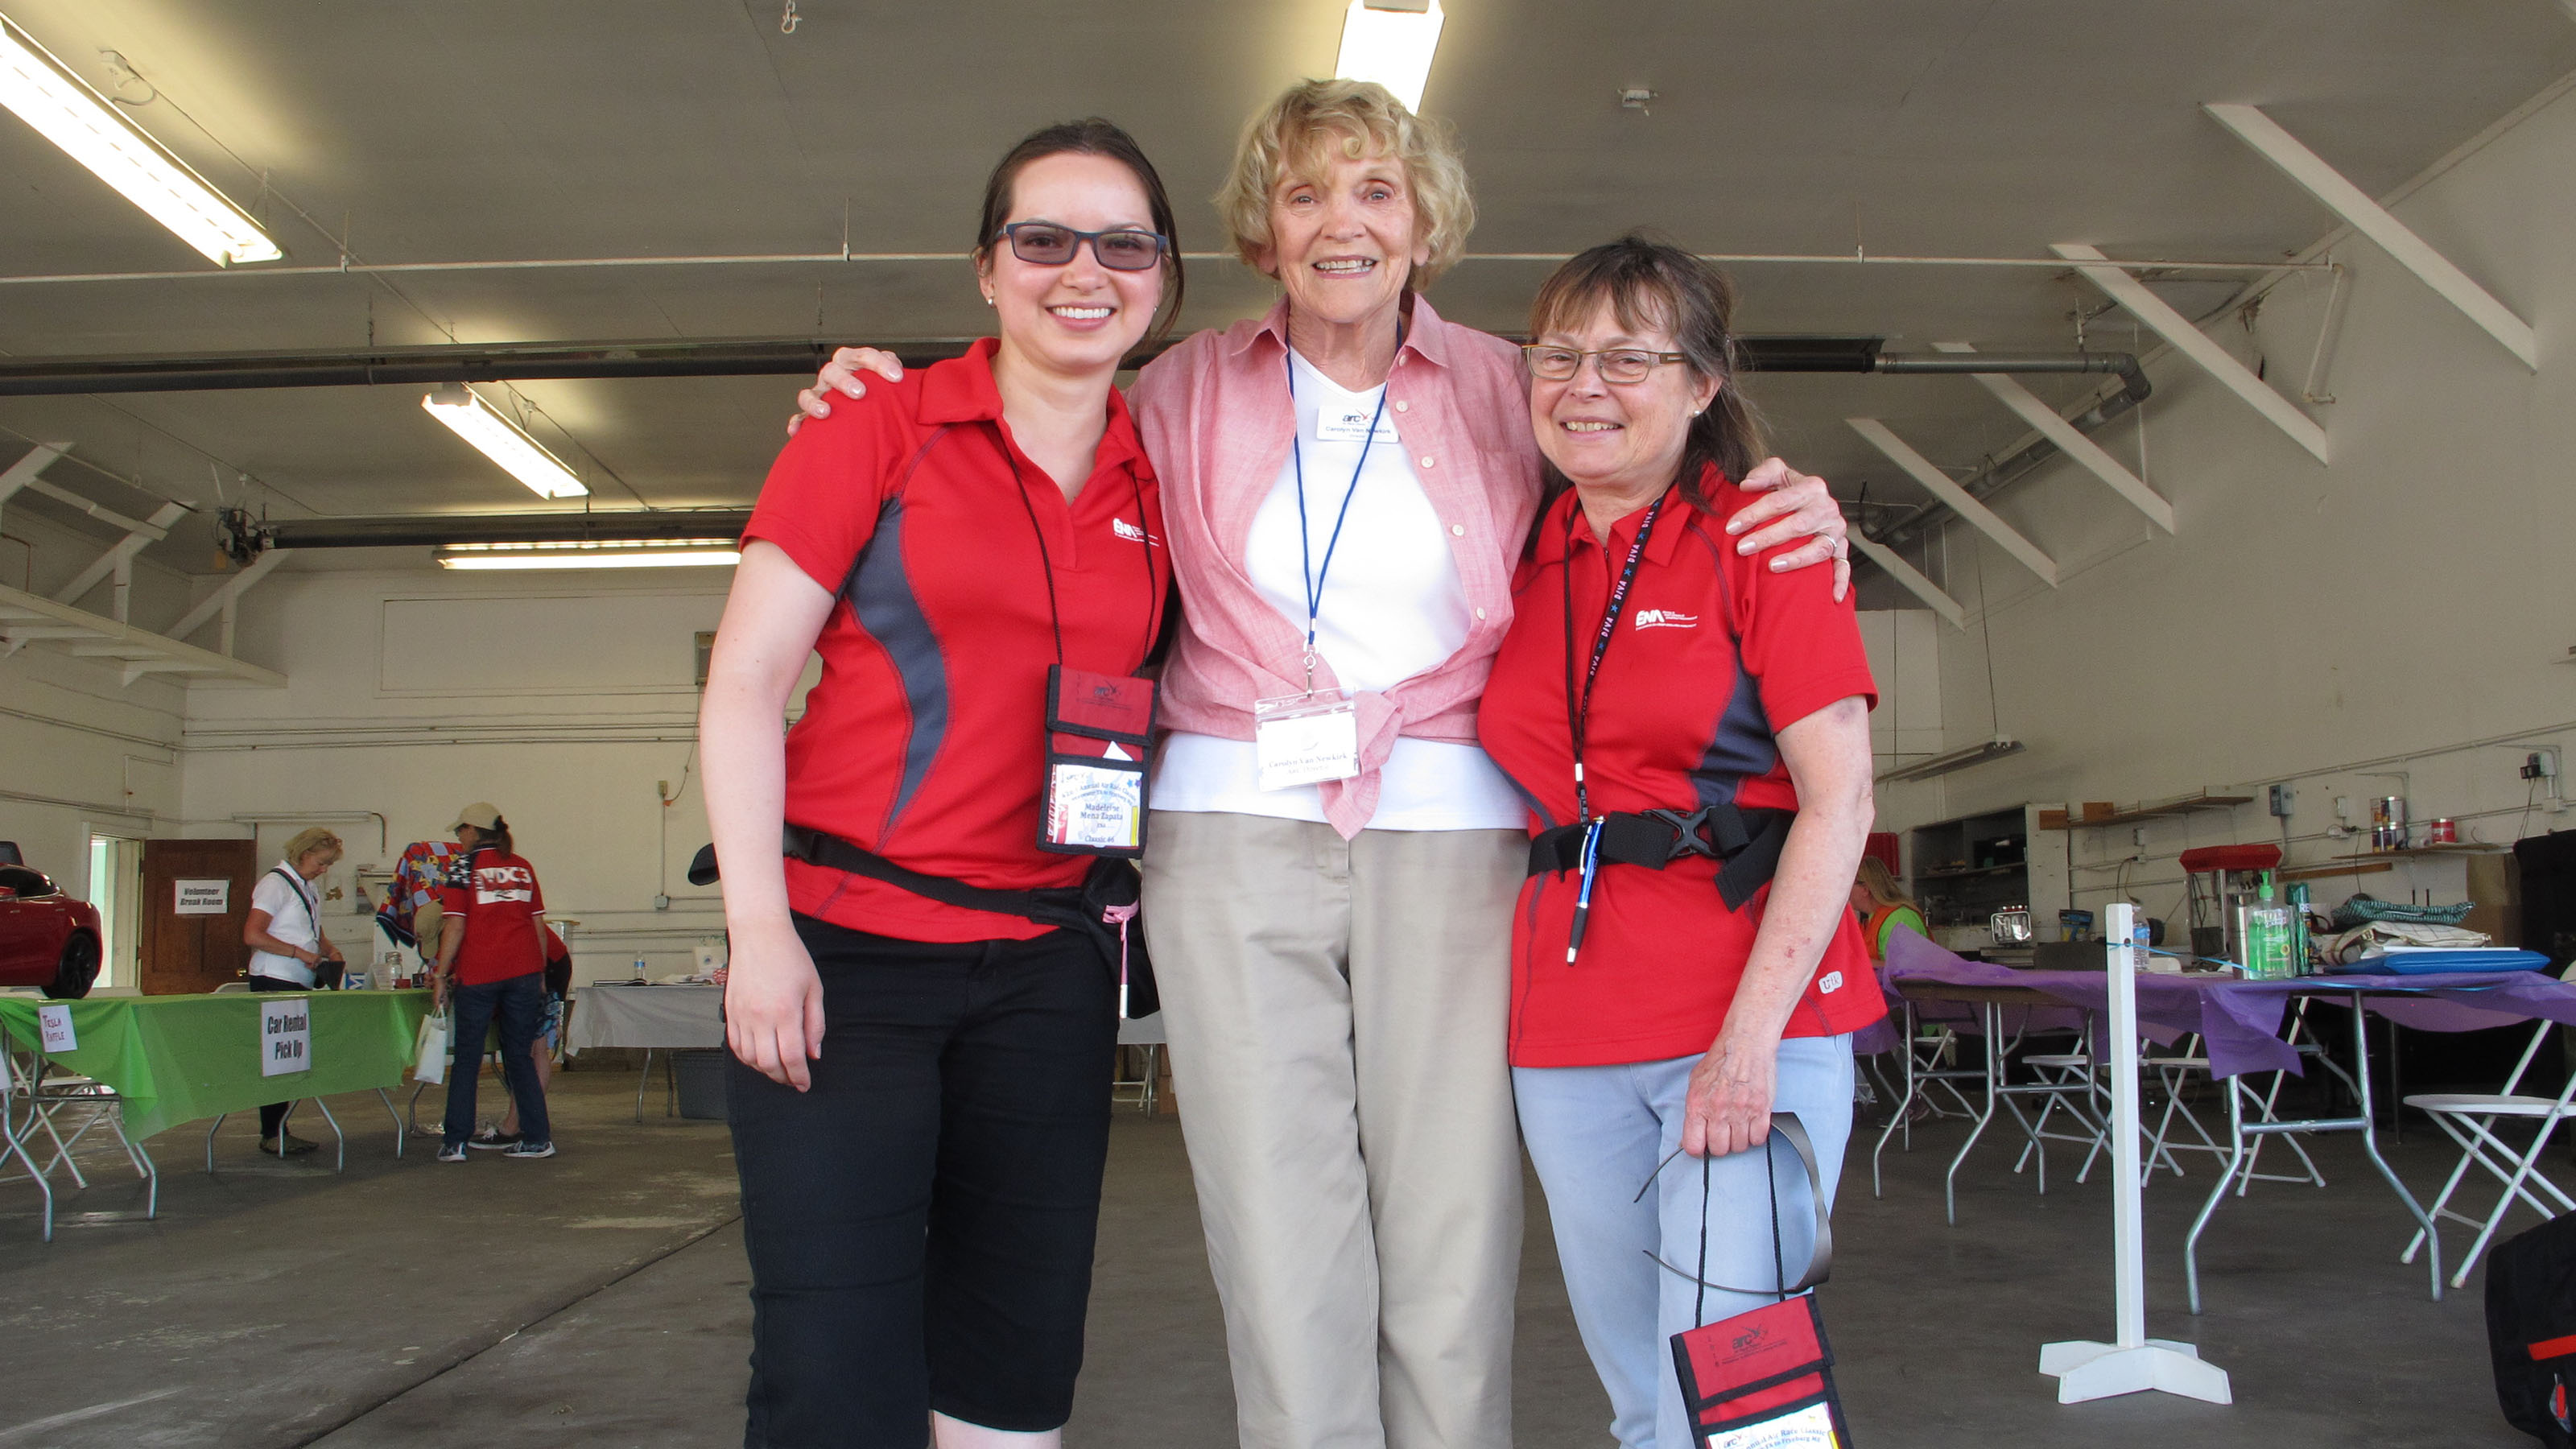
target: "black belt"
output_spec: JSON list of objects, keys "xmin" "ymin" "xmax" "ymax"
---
[{"xmin": 1526, "ymin": 804, "xmax": 1794, "ymax": 912}]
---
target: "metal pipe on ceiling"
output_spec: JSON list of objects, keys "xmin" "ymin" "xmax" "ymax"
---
[
  {"xmin": 0, "ymin": 250, "xmax": 2337, "ymax": 289},
  {"xmin": 0, "ymin": 335, "xmax": 2158, "ymax": 397},
  {"xmin": 217, "ymin": 507, "xmax": 750, "ymax": 555}
]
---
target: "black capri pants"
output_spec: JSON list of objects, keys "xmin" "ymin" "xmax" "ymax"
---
[{"xmin": 727, "ymin": 911, "xmax": 1117, "ymax": 1447}]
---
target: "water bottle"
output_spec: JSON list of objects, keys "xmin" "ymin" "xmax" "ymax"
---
[{"xmin": 632, "ymin": 956, "xmax": 649, "ymax": 984}]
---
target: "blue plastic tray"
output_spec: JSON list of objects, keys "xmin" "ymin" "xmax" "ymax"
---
[{"xmin": 2324, "ymin": 949, "xmax": 2553, "ymax": 976}]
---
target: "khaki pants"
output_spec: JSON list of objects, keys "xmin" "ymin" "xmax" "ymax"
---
[{"xmin": 1141, "ymin": 811, "xmax": 1525, "ymax": 1449}]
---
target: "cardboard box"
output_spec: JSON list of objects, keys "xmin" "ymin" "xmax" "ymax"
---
[
  {"xmin": 2081, "ymin": 802, "xmax": 2117, "ymax": 823},
  {"xmin": 2037, "ymin": 809, "xmax": 2070, "ymax": 831}
]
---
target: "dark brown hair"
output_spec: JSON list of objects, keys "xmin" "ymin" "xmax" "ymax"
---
[
  {"xmin": 972, "ymin": 118, "xmax": 1186, "ymax": 345},
  {"xmin": 477, "ymin": 816, "xmax": 514, "ymax": 860},
  {"xmin": 1525, "ymin": 233, "xmax": 1766, "ymax": 517}
]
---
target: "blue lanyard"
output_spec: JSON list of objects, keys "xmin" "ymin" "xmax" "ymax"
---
[{"xmin": 1286, "ymin": 350, "xmax": 1391, "ymax": 681}]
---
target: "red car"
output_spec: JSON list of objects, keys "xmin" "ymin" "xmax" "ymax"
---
[{"xmin": 0, "ymin": 850, "xmax": 103, "ymax": 998}]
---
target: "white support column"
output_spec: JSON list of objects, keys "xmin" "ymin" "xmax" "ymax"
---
[
  {"xmin": 52, "ymin": 502, "xmax": 188, "ymax": 611},
  {"xmin": 166, "ymin": 547, "xmax": 289, "ymax": 648},
  {"xmin": 1933, "ymin": 343, "xmax": 2178, "ymax": 533},
  {"xmin": 2041, "ymin": 903, "xmax": 2234, "ymax": 1405},
  {"xmin": 2206, "ymin": 102, "xmax": 2537, "ymax": 369},
  {"xmin": 1847, "ymin": 418, "xmax": 2060, "ymax": 585},
  {"xmin": 2052, "ymin": 243, "xmax": 2330, "ymax": 464},
  {"xmin": 1847, "ymin": 534, "xmax": 1964, "ymax": 627}
]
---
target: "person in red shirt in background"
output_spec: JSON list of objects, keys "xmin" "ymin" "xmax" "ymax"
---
[
  {"xmin": 431, "ymin": 802, "xmax": 555, "ymax": 1162},
  {"xmin": 1476, "ymin": 237, "xmax": 1880, "ymax": 1449},
  {"xmin": 470, "ymin": 923, "xmax": 572, "ymax": 1151}
]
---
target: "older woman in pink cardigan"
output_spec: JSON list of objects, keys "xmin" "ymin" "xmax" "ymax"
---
[{"xmin": 795, "ymin": 81, "xmax": 1851, "ymax": 1449}]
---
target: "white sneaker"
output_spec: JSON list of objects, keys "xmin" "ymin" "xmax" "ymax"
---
[{"xmin": 436, "ymin": 1144, "xmax": 468, "ymax": 1163}]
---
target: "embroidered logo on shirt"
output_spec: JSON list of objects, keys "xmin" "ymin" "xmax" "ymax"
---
[
  {"xmin": 1818, "ymin": 970, "xmax": 1843, "ymax": 993},
  {"xmin": 1112, "ymin": 518, "xmax": 1162, "ymax": 547},
  {"xmin": 1633, "ymin": 609, "xmax": 1699, "ymax": 630}
]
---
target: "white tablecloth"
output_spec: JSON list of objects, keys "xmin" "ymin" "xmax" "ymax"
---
[{"xmin": 568, "ymin": 984, "xmax": 723, "ymax": 1054}]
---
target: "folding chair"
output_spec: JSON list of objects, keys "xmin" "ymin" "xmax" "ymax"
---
[
  {"xmin": 1870, "ymin": 997, "xmax": 1984, "ymax": 1197},
  {"xmin": 2402, "ymin": 1018, "xmax": 2576, "ymax": 1290},
  {"xmin": 2012, "ymin": 1031, "xmax": 2111, "ymax": 1190},
  {"xmin": 2147, "ymin": 1008, "xmax": 2328, "ymax": 1195},
  {"xmin": 1111, "ymin": 1012, "xmax": 1166, "ymax": 1116},
  {"xmin": 14, "ymin": 1057, "xmax": 156, "ymax": 1216}
]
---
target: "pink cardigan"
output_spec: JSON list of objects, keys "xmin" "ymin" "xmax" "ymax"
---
[{"xmin": 1129, "ymin": 295, "xmax": 1543, "ymax": 838}]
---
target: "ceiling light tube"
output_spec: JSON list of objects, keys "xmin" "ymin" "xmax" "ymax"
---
[
  {"xmin": 1876, "ymin": 737, "xmax": 2026, "ymax": 785},
  {"xmin": 436, "ymin": 539, "xmax": 738, "ymax": 571},
  {"xmin": 422, "ymin": 385, "xmax": 588, "ymax": 498},
  {"xmin": 0, "ymin": 14, "xmax": 281, "ymax": 266},
  {"xmin": 1334, "ymin": 0, "xmax": 1444, "ymax": 113}
]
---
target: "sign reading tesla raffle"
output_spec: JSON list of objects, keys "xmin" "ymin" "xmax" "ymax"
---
[
  {"xmin": 37, "ymin": 1005, "xmax": 76, "ymax": 1054},
  {"xmin": 260, "ymin": 998, "xmax": 312, "ymax": 1077},
  {"xmin": 174, "ymin": 879, "xmax": 230, "ymax": 915}
]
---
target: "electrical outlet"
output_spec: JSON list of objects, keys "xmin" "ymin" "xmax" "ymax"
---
[{"xmin": 2268, "ymin": 784, "xmax": 2294, "ymax": 818}]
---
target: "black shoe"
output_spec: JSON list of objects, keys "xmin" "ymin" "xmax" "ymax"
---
[{"xmin": 467, "ymin": 1127, "xmax": 523, "ymax": 1151}]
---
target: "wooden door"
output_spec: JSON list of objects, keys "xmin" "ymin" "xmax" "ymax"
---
[{"xmin": 140, "ymin": 839, "xmax": 257, "ymax": 995}]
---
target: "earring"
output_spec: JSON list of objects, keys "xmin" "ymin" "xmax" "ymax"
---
[{"xmin": 983, "ymin": 295, "xmax": 994, "ymax": 307}]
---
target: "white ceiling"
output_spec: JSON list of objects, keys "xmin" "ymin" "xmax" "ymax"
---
[{"xmin": 2, "ymin": 0, "xmax": 2572, "ymax": 572}]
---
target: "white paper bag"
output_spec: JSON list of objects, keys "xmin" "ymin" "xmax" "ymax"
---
[{"xmin": 414, "ymin": 1010, "xmax": 451, "ymax": 1085}]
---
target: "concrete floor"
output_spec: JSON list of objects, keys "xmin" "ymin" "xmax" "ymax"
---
[{"xmin": 0, "ymin": 1063, "xmax": 2522, "ymax": 1447}]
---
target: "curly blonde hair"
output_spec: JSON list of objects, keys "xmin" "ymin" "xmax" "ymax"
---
[
  {"xmin": 1215, "ymin": 78, "xmax": 1476, "ymax": 287},
  {"xmin": 281, "ymin": 828, "xmax": 343, "ymax": 868}
]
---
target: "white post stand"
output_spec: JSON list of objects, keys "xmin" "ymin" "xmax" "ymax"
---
[{"xmin": 2038, "ymin": 902, "xmax": 2234, "ymax": 1405}]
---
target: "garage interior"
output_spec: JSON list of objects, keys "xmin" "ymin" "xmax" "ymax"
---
[{"xmin": 3, "ymin": 2, "xmax": 2574, "ymax": 1445}]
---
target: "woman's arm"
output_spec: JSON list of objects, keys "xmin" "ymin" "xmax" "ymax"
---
[
  {"xmin": 1682, "ymin": 694, "xmax": 1875, "ymax": 1158},
  {"xmin": 787, "ymin": 348, "xmax": 907, "ymax": 436},
  {"xmin": 242, "ymin": 908, "xmax": 318, "ymax": 965},
  {"xmin": 1728, "ymin": 459, "xmax": 1853, "ymax": 601},
  {"xmin": 700, "ymin": 541, "xmax": 838, "ymax": 1089}
]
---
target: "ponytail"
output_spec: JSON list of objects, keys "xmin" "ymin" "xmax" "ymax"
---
[{"xmin": 482, "ymin": 816, "xmax": 514, "ymax": 860}]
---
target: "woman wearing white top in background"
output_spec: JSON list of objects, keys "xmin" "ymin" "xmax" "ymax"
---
[{"xmin": 242, "ymin": 826, "xmax": 345, "ymax": 1156}]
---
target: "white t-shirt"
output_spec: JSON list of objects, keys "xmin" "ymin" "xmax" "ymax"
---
[
  {"xmin": 248, "ymin": 861, "xmax": 320, "ymax": 987},
  {"xmin": 1154, "ymin": 350, "xmax": 1526, "ymax": 832}
]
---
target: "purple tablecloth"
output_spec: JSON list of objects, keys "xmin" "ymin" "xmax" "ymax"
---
[{"xmin": 1881, "ymin": 929, "xmax": 2576, "ymax": 1078}]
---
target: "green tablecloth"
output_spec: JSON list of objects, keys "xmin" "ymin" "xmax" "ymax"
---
[{"xmin": 0, "ymin": 990, "xmax": 431, "ymax": 1140}]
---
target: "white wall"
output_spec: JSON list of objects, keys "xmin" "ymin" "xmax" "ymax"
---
[
  {"xmin": 178, "ymin": 563, "xmax": 737, "ymax": 980},
  {"xmin": 1872, "ymin": 80, "xmax": 2576, "ymax": 930}
]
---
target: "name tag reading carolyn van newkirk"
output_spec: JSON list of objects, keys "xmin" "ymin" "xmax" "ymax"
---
[
  {"xmin": 261, "ymin": 997, "xmax": 312, "ymax": 1077},
  {"xmin": 1253, "ymin": 689, "xmax": 1360, "ymax": 792}
]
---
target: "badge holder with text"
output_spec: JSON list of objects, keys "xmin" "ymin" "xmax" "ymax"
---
[
  {"xmin": 1657, "ymin": 1113, "xmax": 1853, "ymax": 1448},
  {"xmin": 1041, "ymin": 666, "xmax": 1158, "ymax": 858}
]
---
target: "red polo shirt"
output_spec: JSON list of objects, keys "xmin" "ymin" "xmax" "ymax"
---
[
  {"xmin": 1476, "ymin": 473, "xmax": 1882, "ymax": 1068},
  {"xmin": 744, "ymin": 339, "xmax": 1169, "ymax": 943},
  {"xmin": 440, "ymin": 849, "xmax": 547, "ymax": 987}
]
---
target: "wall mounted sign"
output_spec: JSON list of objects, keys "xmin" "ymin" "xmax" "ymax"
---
[{"xmin": 175, "ymin": 879, "xmax": 231, "ymax": 915}]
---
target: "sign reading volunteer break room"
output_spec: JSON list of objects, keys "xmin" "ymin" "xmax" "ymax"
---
[
  {"xmin": 261, "ymin": 998, "xmax": 312, "ymax": 1077},
  {"xmin": 175, "ymin": 879, "xmax": 230, "ymax": 914}
]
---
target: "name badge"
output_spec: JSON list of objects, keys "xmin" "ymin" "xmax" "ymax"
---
[
  {"xmin": 1040, "ymin": 667, "xmax": 1157, "ymax": 859},
  {"xmin": 1254, "ymin": 689, "xmax": 1360, "ymax": 791},
  {"xmin": 1311, "ymin": 404, "xmax": 1401, "ymax": 444}
]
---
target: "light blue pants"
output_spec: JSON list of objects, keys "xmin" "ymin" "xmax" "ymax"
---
[{"xmin": 1513, "ymin": 1036, "xmax": 1855, "ymax": 1449}]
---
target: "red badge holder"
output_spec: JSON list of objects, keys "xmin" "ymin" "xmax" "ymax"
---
[
  {"xmin": 1656, "ymin": 1113, "xmax": 1854, "ymax": 1447},
  {"xmin": 1039, "ymin": 666, "xmax": 1158, "ymax": 859}
]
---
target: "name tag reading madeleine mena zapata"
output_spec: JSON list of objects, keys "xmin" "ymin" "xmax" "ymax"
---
[{"xmin": 1042, "ymin": 667, "xmax": 1158, "ymax": 857}]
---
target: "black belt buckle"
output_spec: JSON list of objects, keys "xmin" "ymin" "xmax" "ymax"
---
[{"xmin": 1637, "ymin": 807, "xmax": 1718, "ymax": 862}]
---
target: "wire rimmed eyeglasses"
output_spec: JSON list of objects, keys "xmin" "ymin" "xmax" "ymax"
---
[
  {"xmin": 993, "ymin": 222, "xmax": 1170, "ymax": 271},
  {"xmin": 1521, "ymin": 345, "xmax": 1691, "ymax": 384}
]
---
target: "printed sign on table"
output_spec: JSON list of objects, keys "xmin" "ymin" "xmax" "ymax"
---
[
  {"xmin": 260, "ymin": 997, "xmax": 312, "ymax": 1077},
  {"xmin": 36, "ymin": 1004, "xmax": 75, "ymax": 1054},
  {"xmin": 175, "ymin": 879, "xmax": 231, "ymax": 915}
]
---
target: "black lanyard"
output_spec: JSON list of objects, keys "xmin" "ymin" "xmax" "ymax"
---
[
  {"xmin": 1559, "ymin": 491, "xmax": 1669, "ymax": 824},
  {"xmin": 1001, "ymin": 429, "xmax": 1160, "ymax": 669}
]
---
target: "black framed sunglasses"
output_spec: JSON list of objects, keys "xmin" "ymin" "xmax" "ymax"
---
[
  {"xmin": 1521, "ymin": 345, "xmax": 1690, "ymax": 384},
  {"xmin": 994, "ymin": 222, "xmax": 1170, "ymax": 271}
]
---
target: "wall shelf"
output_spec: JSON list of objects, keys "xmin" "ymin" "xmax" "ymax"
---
[{"xmin": 2069, "ymin": 792, "xmax": 2254, "ymax": 829}]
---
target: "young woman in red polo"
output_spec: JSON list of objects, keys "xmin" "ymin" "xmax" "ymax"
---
[
  {"xmin": 698, "ymin": 121, "xmax": 1177, "ymax": 1449},
  {"xmin": 1476, "ymin": 237, "xmax": 1882, "ymax": 1449}
]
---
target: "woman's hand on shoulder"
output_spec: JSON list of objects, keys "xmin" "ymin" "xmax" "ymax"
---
[
  {"xmin": 723, "ymin": 919, "xmax": 826, "ymax": 1090},
  {"xmin": 1682, "ymin": 1028, "xmax": 1781, "ymax": 1158},
  {"xmin": 1728, "ymin": 458, "xmax": 1852, "ymax": 601},
  {"xmin": 786, "ymin": 347, "xmax": 907, "ymax": 437}
]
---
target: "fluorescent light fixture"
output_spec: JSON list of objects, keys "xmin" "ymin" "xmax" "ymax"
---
[
  {"xmin": 0, "ymin": 15, "xmax": 281, "ymax": 266},
  {"xmin": 422, "ymin": 385, "xmax": 588, "ymax": 499},
  {"xmin": 436, "ymin": 539, "xmax": 740, "ymax": 571},
  {"xmin": 1876, "ymin": 737, "xmax": 2025, "ymax": 785},
  {"xmin": 1334, "ymin": 0, "xmax": 1444, "ymax": 113}
]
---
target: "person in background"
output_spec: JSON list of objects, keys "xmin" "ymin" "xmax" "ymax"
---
[
  {"xmin": 472, "ymin": 923, "xmax": 573, "ymax": 1150},
  {"xmin": 1476, "ymin": 237, "xmax": 1881, "ymax": 1449},
  {"xmin": 432, "ymin": 803, "xmax": 555, "ymax": 1162},
  {"xmin": 242, "ymin": 826, "xmax": 345, "ymax": 1156},
  {"xmin": 1852, "ymin": 857, "xmax": 1926, "ymax": 962},
  {"xmin": 793, "ymin": 81, "xmax": 1854, "ymax": 1449},
  {"xmin": 377, "ymin": 836, "xmax": 462, "ymax": 982}
]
